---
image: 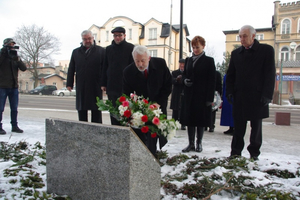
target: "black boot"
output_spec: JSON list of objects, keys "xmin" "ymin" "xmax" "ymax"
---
[
  {"xmin": 224, "ymin": 127, "xmax": 234, "ymax": 135},
  {"xmin": 195, "ymin": 127, "xmax": 204, "ymax": 152},
  {"xmin": 182, "ymin": 126, "xmax": 195, "ymax": 152}
]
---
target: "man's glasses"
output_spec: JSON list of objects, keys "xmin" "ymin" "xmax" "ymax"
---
[
  {"xmin": 82, "ymin": 37, "xmax": 93, "ymax": 41},
  {"xmin": 113, "ymin": 34, "xmax": 124, "ymax": 38}
]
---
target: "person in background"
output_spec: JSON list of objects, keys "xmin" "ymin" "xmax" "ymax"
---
[
  {"xmin": 0, "ymin": 38, "xmax": 27, "ymax": 135},
  {"xmin": 67, "ymin": 30, "xmax": 105, "ymax": 123},
  {"xmin": 101, "ymin": 27, "xmax": 134, "ymax": 125},
  {"xmin": 170, "ymin": 59, "xmax": 186, "ymax": 130},
  {"xmin": 226, "ymin": 25, "xmax": 275, "ymax": 160},
  {"xmin": 220, "ymin": 74, "xmax": 234, "ymax": 135},
  {"xmin": 123, "ymin": 45, "xmax": 172, "ymax": 157},
  {"xmin": 180, "ymin": 36, "xmax": 216, "ymax": 153},
  {"xmin": 207, "ymin": 70, "xmax": 222, "ymax": 132}
]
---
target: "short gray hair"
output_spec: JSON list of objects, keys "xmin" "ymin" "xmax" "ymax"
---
[
  {"xmin": 81, "ymin": 30, "xmax": 93, "ymax": 37},
  {"xmin": 239, "ymin": 25, "xmax": 256, "ymax": 35},
  {"xmin": 132, "ymin": 45, "xmax": 150, "ymax": 57}
]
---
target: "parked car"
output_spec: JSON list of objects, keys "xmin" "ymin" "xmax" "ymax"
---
[
  {"xmin": 29, "ymin": 85, "xmax": 57, "ymax": 95},
  {"xmin": 52, "ymin": 87, "xmax": 76, "ymax": 96}
]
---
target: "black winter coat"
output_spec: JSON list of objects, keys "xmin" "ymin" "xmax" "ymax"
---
[
  {"xmin": 226, "ymin": 39, "xmax": 275, "ymax": 120},
  {"xmin": 0, "ymin": 47, "xmax": 27, "ymax": 88},
  {"xmin": 67, "ymin": 44, "xmax": 105, "ymax": 110},
  {"xmin": 101, "ymin": 40, "xmax": 134, "ymax": 96},
  {"xmin": 123, "ymin": 57, "xmax": 172, "ymax": 115},
  {"xmin": 170, "ymin": 69, "xmax": 184, "ymax": 110},
  {"xmin": 180, "ymin": 53, "xmax": 216, "ymax": 127}
]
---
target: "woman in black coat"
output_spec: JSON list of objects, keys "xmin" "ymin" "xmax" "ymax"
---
[{"xmin": 180, "ymin": 36, "xmax": 216, "ymax": 153}]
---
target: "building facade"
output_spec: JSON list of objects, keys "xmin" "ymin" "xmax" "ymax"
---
[
  {"xmin": 223, "ymin": 1, "xmax": 300, "ymax": 103},
  {"xmin": 18, "ymin": 65, "xmax": 66, "ymax": 93},
  {"xmin": 89, "ymin": 16, "xmax": 191, "ymax": 71}
]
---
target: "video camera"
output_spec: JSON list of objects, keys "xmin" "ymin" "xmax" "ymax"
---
[{"xmin": 3, "ymin": 45, "xmax": 19, "ymax": 60}]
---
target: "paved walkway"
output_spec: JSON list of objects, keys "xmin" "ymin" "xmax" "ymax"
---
[{"xmin": 2, "ymin": 105, "xmax": 300, "ymax": 159}]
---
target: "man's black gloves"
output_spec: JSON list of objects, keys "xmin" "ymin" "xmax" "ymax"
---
[
  {"xmin": 261, "ymin": 96, "xmax": 271, "ymax": 106},
  {"xmin": 184, "ymin": 79, "xmax": 193, "ymax": 87},
  {"xmin": 226, "ymin": 94, "xmax": 233, "ymax": 104}
]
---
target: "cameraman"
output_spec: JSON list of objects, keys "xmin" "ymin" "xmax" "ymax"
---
[{"xmin": 0, "ymin": 38, "xmax": 27, "ymax": 135}]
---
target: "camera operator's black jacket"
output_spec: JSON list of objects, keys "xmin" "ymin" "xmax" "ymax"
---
[{"xmin": 0, "ymin": 47, "xmax": 27, "ymax": 88}]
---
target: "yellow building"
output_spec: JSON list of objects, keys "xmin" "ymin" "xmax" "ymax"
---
[
  {"xmin": 223, "ymin": 1, "xmax": 300, "ymax": 103},
  {"xmin": 89, "ymin": 16, "xmax": 191, "ymax": 71}
]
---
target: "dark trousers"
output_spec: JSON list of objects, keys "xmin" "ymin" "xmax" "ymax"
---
[
  {"xmin": 78, "ymin": 110, "xmax": 102, "ymax": 123},
  {"xmin": 231, "ymin": 118, "xmax": 262, "ymax": 157},
  {"xmin": 0, "ymin": 88, "xmax": 19, "ymax": 127},
  {"xmin": 210, "ymin": 110, "xmax": 217, "ymax": 129},
  {"xmin": 172, "ymin": 110, "xmax": 179, "ymax": 121},
  {"xmin": 108, "ymin": 94, "xmax": 121, "ymax": 126}
]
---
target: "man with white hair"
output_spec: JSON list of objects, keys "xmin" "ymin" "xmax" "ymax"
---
[
  {"xmin": 123, "ymin": 45, "xmax": 172, "ymax": 157},
  {"xmin": 226, "ymin": 25, "xmax": 275, "ymax": 160}
]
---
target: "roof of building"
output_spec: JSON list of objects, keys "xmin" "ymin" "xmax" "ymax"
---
[{"xmin": 31, "ymin": 73, "xmax": 66, "ymax": 80}]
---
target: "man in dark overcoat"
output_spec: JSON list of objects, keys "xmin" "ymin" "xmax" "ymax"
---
[
  {"xmin": 101, "ymin": 27, "xmax": 134, "ymax": 125},
  {"xmin": 67, "ymin": 30, "xmax": 105, "ymax": 123},
  {"xmin": 123, "ymin": 45, "xmax": 172, "ymax": 157},
  {"xmin": 226, "ymin": 25, "xmax": 275, "ymax": 160},
  {"xmin": 170, "ymin": 59, "xmax": 185, "ymax": 130}
]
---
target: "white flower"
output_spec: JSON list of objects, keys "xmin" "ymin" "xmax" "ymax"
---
[
  {"xmin": 167, "ymin": 129, "xmax": 176, "ymax": 140},
  {"xmin": 118, "ymin": 105, "xmax": 128, "ymax": 116},
  {"xmin": 131, "ymin": 112, "xmax": 144, "ymax": 127},
  {"xmin": 153, "ymin": 108, "xmax": 163, "ymax": 117}
]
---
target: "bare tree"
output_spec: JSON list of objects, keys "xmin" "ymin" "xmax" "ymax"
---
[{"xmin": 14, "ymin": 24, "xmax": 60, "ymax": 87}]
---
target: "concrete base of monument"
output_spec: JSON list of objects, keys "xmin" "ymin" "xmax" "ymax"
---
[{"xmin": 46, "ymin": 118, "xmax": 160, "ymax": 200}]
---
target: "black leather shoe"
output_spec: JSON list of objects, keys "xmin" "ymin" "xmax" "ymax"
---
[
  {"xmin": 0, "ymin": 128, "xmax": 6, "ymax": 135},
  {"xmin": 182, "ymin": 144, "xmax": 195, "ymax": 152},
  {"xmin": 208, "ymin": 128, "xmax": 214, "ymax": 132},
  {"xmin": 181, "ymin": 126, "xmax": 186, "ymax": 130},
  {"xmin": 224, "ymin": 128, "xmax": 234, "ymax": 135},
  {"xmin": 11, "ymin": 126, "xmax": 23, "ymax": 133}
]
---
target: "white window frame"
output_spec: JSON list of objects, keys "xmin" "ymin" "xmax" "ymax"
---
[
  {"xmin": 149, "ymin": 28, "xmax": 157, "ymax": 40},
  {"xmin": 281, "ymin": 18, "xmax": 291, "ymax": 34},
  {"xmin": 128, "ymin": 28, "xmax": 132, "ymax": 40},
  {"xmin": 106, "ymin": 31, "xmax": 109, "ymax": 42},
  {"xmin": 255, "ymin": 34, "xmax": 264, "ymax": 40},
  {"xmin": 280, "ymin": 47, "xmax": 290, "ymax": 61},
  {"xmin": 149, "ymin": 50, "xmax": 157, "ymax": 57},
  {"xmin": 236, "ymin": 35, "xmax": 240, "ymax": 41}
]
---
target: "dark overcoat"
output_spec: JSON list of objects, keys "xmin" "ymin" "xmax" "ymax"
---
[
  {"xmin": 220, "ymin": 74, "xmax": 234, "ymax": 127},
  {"xmin": 123, "ymin": 57, "xmax": 172, "ymax": 150},
  {"xmin": 226, "ymin": 39, "xmax": 275, "ymax": 120},
  {"xmin": 170, "ymin": 69, "xmax": 184, "ymax": 110},
  {"xmin": 123, "ymin": 57, "xmax": 172, "ymax": 115},
  {"xmin": 180, "ymin": 53, "xmax": 216, "ymax": 127},
  {"xmin": 101, "ymin": 40, "xmax": 134, "ymax": 96},
  {"xmin": 67, "ymin": 44, "xmax": 105, "ymax": 110}
]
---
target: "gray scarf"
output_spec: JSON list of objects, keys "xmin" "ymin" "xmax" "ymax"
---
[{"xmin": 192, "ymin": 51, "xmax": 204, "ymax": 67}]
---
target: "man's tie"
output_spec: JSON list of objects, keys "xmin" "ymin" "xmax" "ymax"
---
[{"xmin": 144, "ymin": 69, "xmax": 148, "ymax": 78}]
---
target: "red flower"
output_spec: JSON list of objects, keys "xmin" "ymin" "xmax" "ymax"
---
[
  {"xmin": 141, "ymin": 115, "xmax": 148, "ymax": 122},
  {"xmin": 119, "ymin": 96, "xmax": 126, "ymax": 102},
  {"xmin": 151, "ymin": 132, "xmax": 157, "ymax": 138},
  {"xmin": 123, "ymin": 110, "xmax": 131, "ymax": 118},
  {"xmin": 152, "ymin": 117, "xmax": 160, "ymax": 125},
  {"xmin": 122, "ymin": 101, "xmax": 129, "ymax": 107},
  {"xmin": 143, "ymin": 99, "xmax": 149, "ymax": 104},
  {"xmin": 141, "ymin": 126, "xmax": 149, "ymax": 133}
]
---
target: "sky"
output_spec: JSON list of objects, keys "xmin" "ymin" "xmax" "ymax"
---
[
  {"xmin": 0, "ymin": 0, "xmax": 293, "ymax": 64},
  {"xmin": 0, "ymin": 99, "xmax": 300, "ymax": 199}
]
